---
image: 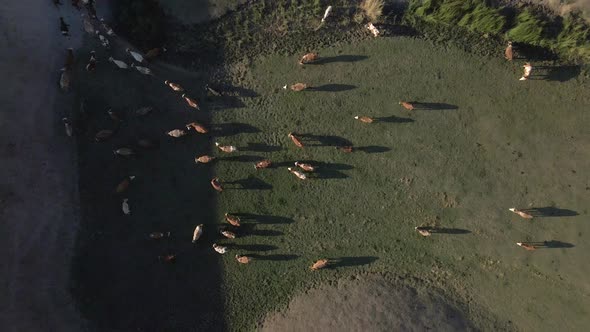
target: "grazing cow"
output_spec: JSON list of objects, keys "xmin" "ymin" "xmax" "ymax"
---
[
  {"xmin": 145, "ymin": 47, "xmax": 167, "ymax": 61},
  {"xmin": 215, "ymin": 142, "xmax": 237, "ymax": 153},
  {"xmin": 85, "ymin": 51, "xmax": 96, "ymax": 72},
  {"xmin": 255, "ymin": 159, "xmax": 272, "ymax": 169},
  {"xmin": 60, "ymin": 17, "xmax": 70, "ymax": 36},
  {"xmin": 192, "ymin": 224, "xmax": 203, "ymax": 243},
  {"xmin": 509, "ymin": 208, "xmax": 533, "ymax": 219},
  {"xmin": 212, "ymin": 243, "xmax": 228, "ymax": 254},
  {"xmin": 107, "ymin": 109, "xmax": 121, "ymax": 122},
  {"xmin": 310, "ymin": 259, "xmax": 328, "ymax": 270},
  {"xmin": 59, "ymin": 68, "xmax": 71, "ymax": 92},
  {"xmin": 62, "ymin": 117, "xmax": 73, "ymax": 137},
  {"xmin": 158, "ymin": 254, "xmax": 176, "ymax": 263},
  {"xmin": 290, "ymin": 83, "xmax": 307, "ymax": 91},
  {"xmin": 113, "ymin": 147, "xmax": 135, "ymax": 156},
  {"xmin": 135, "ymin": 106, "xmax": 153, "ymax": 116},
  {"xmin": 131, "ymin": 63, "xmax": 153, "ymax": 75},
  {"xmin": 100, "ymin": 18, "xmax": 115, "ymax": 36},
  {"xmin": 367, "ymin": 23, "xmax": 380, "ymax": 37},
  {"xmin": 182, "ymin": 94, "xmax": 200, "ymax": 110},
  {"xmin": 122, "ymin": 198, "xmax": 131, "ymax": 215},
  {"xmin": 82, "ymin": 15, "xmax": 95, "ymax": 34},
  {"xmin": 109, "ymin": 57, "xmax": 128, "ymax": 69},
  {"xmin": 126, "ymin": 48, "xmax": 145, "ymax": 63},
  {"xmin": 195, "ymin": 155, "xmax": 216, "ymax": 164},
  {"xmin": 415, "ymin": 226, "xmax": 432, "ymax": 237},
  {"xmin": 115, "ymin": 175, "xmax": 136, "ymax": 193},
  {"xmin": 186, "ymin": 122, "xmax": 208, "ymax": 133},
  {"xmin": 516, "ymin": 242, "xmax": 537, "ymax": 251},
  {"xmin": 149, "ymin": 232, "xmax": 170, "ymax": 239},
  {"xmin": 321, "ymin": 6, "xmax": 332, "ymax": 22},
  {"xmin": 221, "ymin": 230, "xmax": 236, "ymax": 239},
  {"xmin": 288, "ymin": 167, "xmax": 307, "ymax": 180},
  {"xmin": 94, "ymin": 129, "xmax": 114, "ymax": 142},
  {"xmin": 96, "ymin": 32, "xmax": 109, "ymax": 48},
  {"xmin": 225, "ymin": 213, "xmax": 241, "ymax": 227},
  {"xmin": 205, "ymin": 84, "xmax": 222, "ymax": 96},
  {"xmin": 211, "ymin": 177, "xmax": 223, "ymax": 192},
  {"xmin": 299, "ymin": 52, "xmax": 319, "ymax": 65},
  {"xmin": 165, "ymin": 80, "xmax": 184, "ymax": 92},
  {"xmin": 236, "ymin": 255, "xmax": 252, "ymax": 264},
  {"xmin": 399, "ymin": 101, "xmax": 414, "ymax": 111},
  {"xmin": 288, "ymin": 132, "xmax": 304, "ymax": 148},
  {"xmin": 505, "ymin": 41, "xmax": 513, "ymax": 61},
  {"xmin": 520, "ymin": 63, "xmax": 532, "ymax": 81},
  {"xmin": 64, "ymin": 48, "xmax": 74, "ymax": 69},
  {"xmin": 354, "ymin": 116, "xmax": 373, "ymax": 123},
  {"xmin": 337, "ymin": 146, "xmax": 353, "ymax": 153},
  {"xmin": 167, "ymin": 129, "xmax": 187, "ymax": 138},
  {"xmin": 294, "ymin": 162, "xmax": 315, "ymax": 172}
]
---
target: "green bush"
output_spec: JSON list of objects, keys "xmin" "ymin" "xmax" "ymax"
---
[
  {"xmin": 557, "ymin": 14, "xmax": 590, "ymax": 61},
  {"xmin": 507, "ymin": 9, "xmax": 546, "ymax": 46},
  {"xmin": 458, "ymin": 4, "xmax": 506, "ymax": 35}
]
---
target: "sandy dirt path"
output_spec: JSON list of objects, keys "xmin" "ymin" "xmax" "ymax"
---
[{"xmin": 0, "ymin": 1, "xmax": 97, "ymax": 331}]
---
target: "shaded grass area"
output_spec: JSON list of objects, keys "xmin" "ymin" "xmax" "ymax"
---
[
  {"xmin": 211, "ymin": 38, "xmax": 590, "ymax": 330},
  {"xmin": 69, "ymin": 37, "xmax": 227, "ymax": 330}
]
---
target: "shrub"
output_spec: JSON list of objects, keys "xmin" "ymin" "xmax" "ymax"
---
[
  {"xmin": 458, "ymin": 4, "xmax": 506, "ymax": 34},
  {"xmin": 360, "ymin": 0, "xmax": 384, "ymax": 22},
  {"xmin": 557, "ymin": 14, "xmax": 590, "ymax": 61},
  {"xmin": 507, "ymin": 9, "xmax": 547, "ymax": 46}
]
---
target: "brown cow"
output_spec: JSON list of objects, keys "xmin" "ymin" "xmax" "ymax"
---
[
  {"xmin": 354, "ymin": 116, "xmax": 374, "ymax": 123},
  {"xmin": 225, "ymin": 213, "xmax": 241, "ymax": 227},
  {"xmin": 399, "ymin": 101, "xmax": 414, "ymax": 111},
  {"xmin": 505, "ymin": 41, "xmax": 513, "ymax": 61},
  {"xmin": 310, "ymin": 259, "xmax": 328, "ymax": 270},
  {"xmin": 182, "ymin": 94, "xmax": 200, "ymax": 110},
  {"xmin": 255, "ymin": 159, "xmax": 272, "ymax": 170},
  {"xmin": 211, "ymin": 177, "xmax": 223, "ymax": 192},
  {"xmin": 288, "ymin": 133, "xmax": 304, "ymax": 148},
  {"xmin": 299, "ymin": 52, "xmax": 319, "ymax": 65}
]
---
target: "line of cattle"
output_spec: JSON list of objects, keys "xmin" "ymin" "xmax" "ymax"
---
[{"xmin": 57, "ymin": 3, "xmax": 553, "ymax": 271}]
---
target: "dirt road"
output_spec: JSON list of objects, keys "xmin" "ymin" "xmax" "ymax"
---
[{"xmin": 0, "ymin": 2, "xmax": 91, "ymax": 331}]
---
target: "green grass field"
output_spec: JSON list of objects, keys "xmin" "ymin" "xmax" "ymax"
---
[{"xmin": 72, "ymin": 21, "xmax": 590, "ymax": 332}]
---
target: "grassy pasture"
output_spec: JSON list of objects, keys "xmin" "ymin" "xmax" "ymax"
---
[{"xmin": 71, "ymin": 18, "xmax": 590, "ymax": 332}]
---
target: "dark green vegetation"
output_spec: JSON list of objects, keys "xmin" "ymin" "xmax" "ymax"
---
[
  {"xmin": 71, "ymin": 1, "xmax": 590, "ymax": 331},
  {"xmin": 407, "ymin": 0, "xmax": 590, "ymax": 62}
]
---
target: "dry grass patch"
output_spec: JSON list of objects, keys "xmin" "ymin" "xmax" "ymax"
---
[{"xmin": 360, "ymin": 0, "xmax": 384, "ymax": 22}]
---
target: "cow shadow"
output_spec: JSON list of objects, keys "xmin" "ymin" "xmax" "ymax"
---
[
  {"xmin": 544, "ymin": 240, "xmax": 575, "ymax": 248},
  {"xmin": 375, "ymin": 115, "xmax": 414, "ymax": 123},
  {"xmin": 212, "ymin": 122, "xmax": 261, "ymax": 137},
  {"xmin": 329, "ymin": 256, "xmax": 378, "ymax": 268},
  {"xmin": 249, "ymin": 254, "xmax": 300, "ymax": 261},
  {"xmin": 220, "ymin": 155, "xmax": 263, "ymax": 163},
  {"xmin": 238, "ymin": 225, "xmax": 284, "ymax": 237},
  {"xmin": 411, "ymin": 102, "xmax": 458, "ymax": 110},
  {"xmin": 226, "ymin": 244, "xmax": 278, "ymax": 252},
  {"xmin": 225, "ymin": 177, "xmax": 273, "ymax": 190},
  {"xmin": 308, "ymin": 84, "xmax": 357, "ymax": 92},
  {"xmin": 312, "ymin": 55, "xmax": 368, "ymax": 65},
  {"xmin": 300, "ymin": 134, "xmax": 352, "ymax": 147},
  {"xmin": 527, "ymin": 66, "xmax": 581, "ymax": 82},
  {"xmin": 240, "ymin": 142, "xmax": 283, "ymax": 152},
  {"xmin": 513, "ymin": 43, "xmax": 557, "ymax": 61},
  {"xmin": 233, "ymin": 213, "xmax": 295, "ymax": 224},
  {"xmin": 521, "ymin": 207, "xmax": 578, "ymax": 217},
  {"xmin": 356, "ymin": 146, "xmax": 391, "ymax": 153},
  {"xmin": 431, "ymin": 228, "xmax": 471, "ymax": 235}
]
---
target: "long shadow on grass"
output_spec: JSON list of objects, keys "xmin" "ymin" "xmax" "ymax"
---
[
  {"xmin": 311, "ymin": 55, "xmax": 368, "ymax": 65},
  {"xmin": 330, "ymin": 256, "xmax": 379, "ymax": 268},
  {"xmin": 220, "ymin": 155, "xmax": 264, "ymax": 162},
  {"xmin": 212, "ymin": 122, "xmax": 261, "ymax": 136},
  {"xmin": 526, "ymin": 66, "xmax": 581, "ymax": 82},
  {"xmin": 521, "ymin": 241, "xmax": 575, "ymax": 249},
  {"xmin": 234, "ymin": 213, "xmax": 295, "ymax": 224},
  {"xmin": 376, "ymin": 115, "xmax": 414, "ymax": 123},
  {"xmin": 299, "ymin": 134, "xmax": 352, "ymax": 147},
  {"xmin": 521, "ymin": 207, "xmax": 578, "ymax": 218},
  {"xmin": 412, "ymin": 102, "xmax": 458, "ymax": 111},
  {"xmin": 426, "ymin": 228, "xmax": 471, "ymax": 235},
  {"xmin": 250, "ymin": 254, "xmax": 300, "ymax": 261},
  {"xmin": 227, "ymin": 243, "xmax": 279, "ymax": 251},
  {"xmin": 71, "ymin": 33, "xmax": 226, "ymax": 330},
  {"xmin": 240, "ymin": 142, "xmax": 283, "ymax": 152},
  {"xmin": 308, "ymin": 84, "xmax": 357, "ymax": 92},
  {"xmin": 224, "ymin": 176, "xmax": 273, "ymax": 190}
]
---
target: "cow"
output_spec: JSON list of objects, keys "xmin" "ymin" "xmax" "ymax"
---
[
  {"xmin": 215, "ymin": 142, "xmax": 237, "ymax": 153},
  {"xmin": 182, "ymin": 94, "xmax": 200, "ymax": 110},
  {"xmin": 131, "ymin": 63, "xmax": 153, "ymax": 75},
  {"xmin": 354, "ymin": 116, "xmax": 373, "ymax": 123},
  {"xmin": 109, "ymin": 57, "xmax": 128, "ymax": 69},
  {"xmin": 165, "ymin": 80, "xmax": 184, "ymax": 92},
  {"xmin": 85, "ymin": 51, "xmax": 96, "ymax": 72},
  {"xmin": 310, "ymin": 259, "xmax": 328, "ymax": 270},
  {"xmin": 255, "ymin": 159, "xmax": 272, "ymax": 169},
  {"xmin": 113, "ymin": 147, "xmax": 135, "ymax": 156},
  {"xmin": 59, "ymin": 68, "xmax": 71, "ymax": 92},
  {"xmin": 290, "ymin": 83, "xmax": 307, "ymax": 91},
  {"xmin": 167, "ymin": 129, "xmax": 187, "ymax": 138},
  {"xmin": 399, "ymin": 101, "xmax": 414, "ymax": 111},
  {"xmin": 211, "ymin": 177, "xmax": 223, "ymax": 192},
  {"xmin": 213, "ymin": 243, "xmax": 228, "ymax": 254},
  {"xmin": 505, "ymin": 41, "xmax": 513, "ymax": 61},
  {"xmin": 122, "ymin": 198, "xmax": 131, "ymax": 215},
  {"xmin": 520, "ymin": 63, "xmax": 532, "ymax": 81},
  {"xmin": 62, "ymin": 117, "xmax": 73, "ymax": 137},
  {"xmin": 236, "ymin": 255, "xmax": 252, "ymax": 264},
  {"xmin": 415, "ymin": 226, "xmax": 432, "ymax": 237},
  {"xmin": 225, "ymin": 213, "xmax": 241, "ymax": 227},
  {"xmin": 509, "ymin": 208, "xmax": 533, "ymax": 219},
  {"xmin": 367, "ymin": 23, "xmax": 380, "ymax": 37},
  {"xmin": 294, "ymin": 162, "xmax": 315, "ymax": 172},
  {"xmin": 192, "ymin": 224, "xmax": 203, "ymax": 243},
  {"xmin": 288, "ymin": 132, "xmax": 304, "ymax": 148},
  {"xmin": 516, "ymin": 242, "xmax": 537, "ymax": 251},
  {"xmin": 186, "ymin": 122, "xmax": 208, "ymax": 133},
  {"xmin": 221, "ymin": 230, "xmax": 236, "ymax": 239},
  {"xmin": 126, "ymin": 48, "xmax": 145, "ymax": 63},
  {"xmin": 195, "ymin": 155, "xmax": 215, "ymax": 164},
  {"xmin": 288, "ymin": 167, "xmax": 307, "ymax": 180},
  {"xmin": 299, "ymin": 52, "xmax": 319, "ymax": 65},
  {"xmin": 115, "ymin": 175, "xmax": 136, "ymax": 193}
]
